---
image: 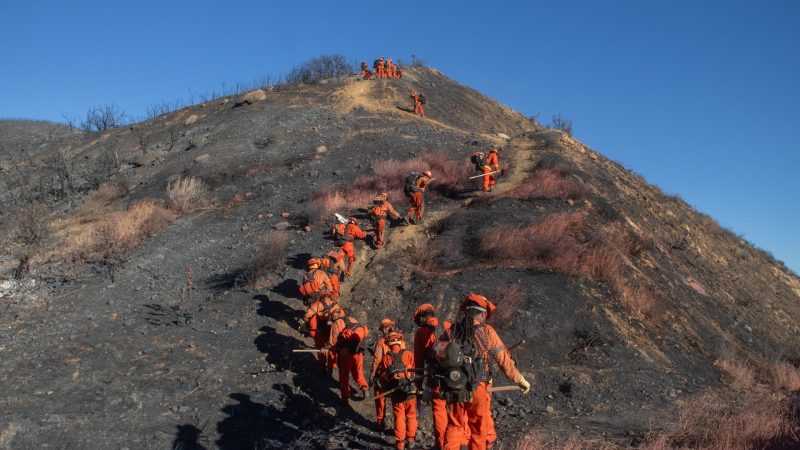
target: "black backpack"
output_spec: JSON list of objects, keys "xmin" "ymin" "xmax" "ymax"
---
[
  {"xmin": 470, "ymin": 153, "xmax": 486, "ymax": 172},
  {"xmin": 384, "ymin": 349, "xmax": 414, "ymax": 392},
  {"xmin": 418, "ymin": 94, "xmax": 426, "ymax": 105},
  {"xmin": 403, "ymin": 172, "xmax": 423, "ymax": 197},
  {"xmin": 428, "ymin": 325, "xmax": 485, "ymax": 402}
]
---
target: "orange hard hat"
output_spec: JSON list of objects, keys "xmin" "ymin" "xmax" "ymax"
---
[
  {"xmin": 318, "ymin": 257, "xmax": 331, "ymax": 269},
  {"xmin": 380, "ymin": 318, "xmax": 396, "ymax": 330},
  {"xmin": 413, "ymin": 303, "xmax": 436, "ymax": 322},
  {"xmin": 386, "ymin": 331, "xmax": 404, "ymax": 345},
  {"xmin": 423, "ymin": 170, "xmax": 432, "ymax": 178},
  {"xmin": 307, "ymin": 258, "xmax": 319, "ymax": 268},
  {"xmin": 462, "ymin": 293, "xmax": 496, "ymax": 320}
]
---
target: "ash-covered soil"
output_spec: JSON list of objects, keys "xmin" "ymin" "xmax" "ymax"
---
[{"xmin": 1, "ymin": 68, "xmax": 798, "ymax": 449}]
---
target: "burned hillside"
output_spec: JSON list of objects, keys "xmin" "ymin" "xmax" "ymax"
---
[{"xmin": 0, "ymin": 67, "xmax": 798, "ymax": 449}]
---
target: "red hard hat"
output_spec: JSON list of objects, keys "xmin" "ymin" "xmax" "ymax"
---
[
  {"xmin": 462, "ymin": 293, "xmax": 496, "ymax": 320},
  {"xmin": 413, "ymin": 304, "xmax": 436, "ymax": 322}
]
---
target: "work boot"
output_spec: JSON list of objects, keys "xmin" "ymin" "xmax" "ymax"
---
[
  {"xmin": 402, "ymin": 217, "xmax": 411, "ymax": 226},
  {"xmin": 376, "ymin": 420, "xmax": 387, "ymax": 432},
  {"xmin": 406, "ymin": 437, "xmax": 416, "ymax": 449}
]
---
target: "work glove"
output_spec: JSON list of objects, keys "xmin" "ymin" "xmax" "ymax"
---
[{"xmin": 517, "ymin": 375, "xmax": 531, "ymax": 394}]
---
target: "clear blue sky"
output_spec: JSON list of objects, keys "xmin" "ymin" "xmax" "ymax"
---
[{"xmin": 2, "ymin": 0, "xmax": 798, "ymax": 274}]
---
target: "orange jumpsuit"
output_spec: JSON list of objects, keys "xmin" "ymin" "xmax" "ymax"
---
[
  {"xmin": 484, "ymin": 151, "xmax": 499, "ymax": 191},
  {"xmin": 329, "ymin": 316, "xmax": 369, "ymax": 400},
  {"xmin": 405, "ymin": 175, "xmax": 431, "ymax": 223},
  {"xmin": 481, "ymin": 164, "xmax": 495, "ymax": 192},
  {"xmin": 377, "ymin": 59, "xmax": 385, "ymax": 78},
  {"xmin": 380, "ymin": 348, "xmax": 417, "ymax": 449},
  {"xmin": 395, "ymin": 67, "xmax": 403, "ymax": 79},
  {"xmin": 371, "ymin": 200, "xmax": 401, "ymax": 248},
  {"xmin": 317, "ymin": 257, "xmax": 341, "ymax": 298},
  {"xmin": 333, "ymin": 223, "xmax": 366, "ymax": 275},
  {"xmin": 371, "ymin": 337, "xmax": 407, "ymax": 426},
  {"xmin": 361, "ymin": 63, "xmax": 372, "ymax": 79},
  {"xmin": 411, "ymin": 93, "xmax": 425, "ymax": 117},
  {"xmin": 414, "ymin": 317, "xmax": 450, "ymax": 450},
  {"xmin": 303, "ymin": 295, "xmax": 338, "ymax": 368},
  {"xmin": 442, "ymin": 324, "xmax": 522, "ymax": 450},
  {"xmin": 298, "ymin": 268, "xmax": 333, "ymax": 300},
  {"xmin": 386, "ymin": 60, "xmax": 395, "ymax": 78}
]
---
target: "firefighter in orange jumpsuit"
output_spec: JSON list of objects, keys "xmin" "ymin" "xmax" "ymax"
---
[
  {"xmin": 332, "ymin": 217, "xmax": 367, "ymax": 276},
  {"xmin": 378, "ymin": 331, "xmax": 417, "ymax": 450},
  {"xmin": 386, "ymin": 59, "xmax": 395, "ymax": 78},
  {"xmin": 405, "ymin": 171, "xmax": 433, "ymax": 225},
  {"xmin": 317, "ymin": 255, "xmax": 342, "ymax": 299},
  {"xmin": 440, "ymin": 294, "xmax": 531, "ymax": 450},
  {"xmin": 302, "ymin": 291, "xmax": 340, "ymax": 370},
  {"xmin": 328, "ymin": 308, "xmax": 370, "ymax": 404},
  {"xmin": 413, "ymin": 304, "xmax": 450, "ymax": 450},
  {"xmin": 377, "ymin": 57, "xmax": 385, "ymax": 78},
  {"xmin": 298, "ymin": 258, "xmax": 333, "ymax": 303},
  {"xmin": 394, "ymin": 64, "xmax": 403, "ymax": 79},
  {"xmin": 483, "ymin": 148, "xmax": 500, "ymax": 192},
  {"xmin": 370, "ymin": 193, "xmax": 402, "ymax": 248},
  {"xmin": 410, "ymin": 92, "xmax": 425, "ymax": 117},
  {"xmin": 360, "ymin": 61, "xmax": 373, "ymax": 79},
  {"xmin": 370, "ymin": 319, "xmax": 403, "ymax": 430}
]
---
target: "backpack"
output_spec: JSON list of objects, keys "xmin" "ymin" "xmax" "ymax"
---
[
  {"xmin": 428, "ymin": 325, "xmax": 485, "ymax": 402},
  {"xmin": 384, "ymin": 349, "xmax": 414, "ymax": 392},
  {"xmin": 419, "ymin": 94, "xmax": 426, "ymax": 105},
  {"xmin": 331, "ymin": 223, "xmax": 353, "ymax": 247},
  {"xmin": 471, "ymin": 153, "xmax": 486, "ymax": 172},
  {"xmin": 338, "ymin": 319, "xmax": 369, "ymax": 353},
  {"xmin": 299, "ymin": 269, "xmax": 323, "ymax": 298},
  {"xmin": 403, "ymin": 172, "xmax": 423, "ymax": 198}
]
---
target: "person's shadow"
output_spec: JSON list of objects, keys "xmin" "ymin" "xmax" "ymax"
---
[{"xmin": 172, "ymin": 424, "xmax": 207, "ymax": 450}]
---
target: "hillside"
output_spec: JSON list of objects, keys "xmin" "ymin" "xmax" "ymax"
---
[{"xmin": 0, "ymin": 67, "xmax": 798, "ymax": 449}]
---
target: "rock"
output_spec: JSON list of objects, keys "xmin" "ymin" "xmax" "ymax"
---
[
  {"xmin": 184, "ymin": 114, "xmax": 199, "ymax": 126},
  {"xmin": 281, "ymin": 212, "xmax": 291, "ymax": 218},
  {"xmin": 497, "ymin": 133, "xmax": 511, "ymax": 140},
  {"xmin": 221, "ymin": 98, "xmax": 230, "ymax": 104},
  {"xmin": 316, "ymin": 145, "xmax": 327, "ymax": 153},
  {"xmin": 501, "ymin": 398, "xmax": 514, "ymax": 407},
  {"xmin": 123, "ymin": 319, "xmax": 136, "ymax": 327},
  {"xmin": 566, "ymin": 199, "xmax": 575, "ymax": 206},
  {"xmin": 240, "ymin": 89, "xmax": 267, "ymax": 105},
  {"xmin": 744, "ymin": 325, "xmax": 752, "ymax": 333},
  {"xmin": 546, "ymin": 405, "xmax": 555, "ymax": 414},
  {"xmin": 273, "ymin": 222, "xmax": 291, "ymax": 230},
  {"xmin": 194, "ymin": 154, "xmax": 210, "ymax": 164},
  {"xmin": 303, "ymin": 226, "xmax": 312, "ymax": 233}
]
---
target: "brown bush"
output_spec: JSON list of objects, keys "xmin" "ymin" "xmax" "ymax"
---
[
  {"xmin": 302, "ymin": 151, "xmax": 470, "ymax": 225},
  {"xmin": 508, "ymin": 166, "xmax": 587, "ymax": 201},
  {"xmin": 13, "ymin": 201, "xmax": 50, "ymax": 245},
  {"xmin": 238, "ymin": 231, "xmax": 289, "ymax": 289},
  {"xmin": 488, "ymin": 284, "xmax": 524, "ymax": 328},
  {"xmin": 771, "ymin": 361, "xmax": 800, "ymax": 391},
  {"xmin": 641, "ymin": 391, "xmax": 798, "ymax": 450},
  {"xmin": 480, "ymin": 212, "xmax": 656, "ymax": 319},
  {"xmin": 167, "ymin": 176, "xmax": 208, "ymax": 212},
  {"xmin": 716, "ymin": 357, "xmax": 756, "ymax": 391},
  {"xmin": 64, "ymin": 199, "xmax": 174, "ymax": 260}
]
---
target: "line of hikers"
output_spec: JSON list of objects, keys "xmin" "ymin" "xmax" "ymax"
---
[
  {"xmin": 361, "ymin": 56, "xmax": 404, "ymax": 80},
  {"xmin": 293, "ymin": 157, "xmax": 525, "ymax": 449}
]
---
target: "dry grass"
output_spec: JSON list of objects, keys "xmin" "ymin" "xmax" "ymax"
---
[
  {"xmin": 771, "ymin": 360, "xmax": 800, "ymax": 391},
  {"xmin": 516, "ymin": 433, "xmax": 616, "ymax": 450},
  {"xmin": 300, "ymin": 151, "xmax": 470, "ymax": 225},
  {"xmin": 641, "ymin": 391, "xmax": 799, "ymax": 450},
  {"xmin": 716, "ymin": 357, "xmax": 756, "ymax": 391},
  {"xmin": 479, "ymin": 212, "xmax": 656, "ymax": 319},
  {"xmin": 238, "ymin": 231, "xmax": 289, "ymax": 289},
  {"xmin": 167, "ymin": 176, "xmax": 208, "ymax": 212},
  {"xmin": 64, "ymin": 199, "xmax": 175, "ymax": 260},
  {"xmin": 509, "ymin": 166, "xmax": 588, "ymax": 201},
  {"xmin": 488, "ymin": 284, "xmax": 524, "ymax": 329}
]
